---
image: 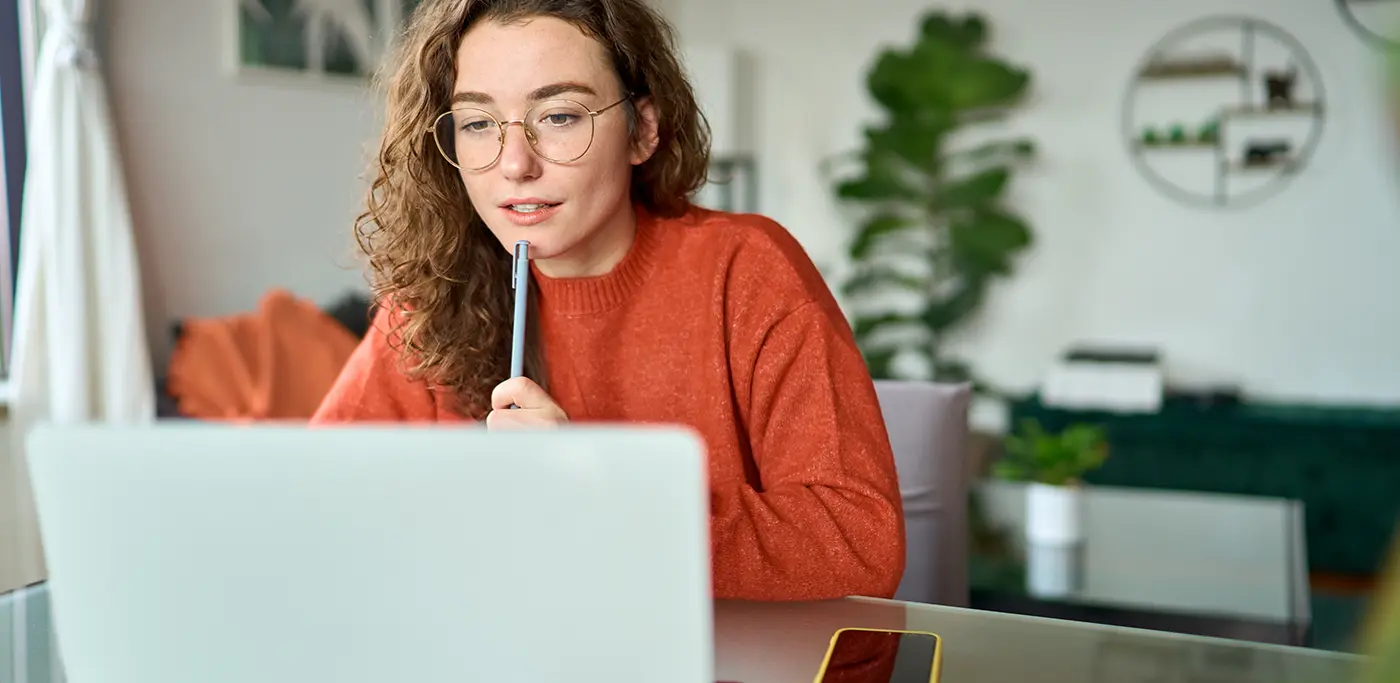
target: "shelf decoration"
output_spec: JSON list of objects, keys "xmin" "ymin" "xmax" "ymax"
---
[
  {"xmin": 1121, "ymin": 16, "xmax": 1326, "ymax": 209},
  {"xmin": 1336, "ymin": 0, "xmax": 1400, "ymax": 51},
  {"xmin": 1140, "ymin": 55, "xmax": 1244, "ymax": 80},
  {"xmin": 698, "ymin": 155, "xmax": 758, "ymax": 213},
  {"xmin": 1137, "ymin": 117, "xmax": 1221, "ymax": 149}
]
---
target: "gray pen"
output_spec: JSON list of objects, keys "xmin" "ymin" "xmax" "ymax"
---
[{"xmin": 510, "ymin": 240, "xmax": 530, "ymax": 382}]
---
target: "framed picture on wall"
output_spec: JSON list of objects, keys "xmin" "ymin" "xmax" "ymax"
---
[
  {"xmin": 230, "ymin": 0, "xmax": 424, "ymax": 81},
  {"xmin": 695, "ymin": 155, "xmax": 758, "ymax": 214}
]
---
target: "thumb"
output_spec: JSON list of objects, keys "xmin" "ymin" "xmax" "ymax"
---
[{"xmin": 491, "ymin": 376, "xmax": 549, "ymax": 411}]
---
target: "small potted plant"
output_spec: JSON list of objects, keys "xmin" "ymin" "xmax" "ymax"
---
[
  {"xmin": 993, "ymin": 419, "xmax": 1109, "ymax": 597},
  {"xmin": 1197, "ymin": 119, "xmax": 1220, "ymax": 145},
  {"xmin": 1167, "ymin": 123, "xmax": 1188, "ymax": 145}
]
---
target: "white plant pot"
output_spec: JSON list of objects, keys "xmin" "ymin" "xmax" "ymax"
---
[{"xmin": 1024, "ymin": 482, "xmax": 1084, "ymax": 598}]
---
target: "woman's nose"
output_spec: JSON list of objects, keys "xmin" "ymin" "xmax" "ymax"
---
[{"xmin": 497, "ymin": 121, "xmax": 542, "ymax": 181}]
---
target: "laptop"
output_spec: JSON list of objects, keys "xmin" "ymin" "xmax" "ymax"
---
[{"xmin": 24, "ymin": 422, "xmax": 714, "ymax": 683}]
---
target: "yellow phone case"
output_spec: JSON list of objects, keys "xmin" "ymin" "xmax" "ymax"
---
[{"xmin": 810, "ymin": 626, "xmax": 943, "ymax": 683}]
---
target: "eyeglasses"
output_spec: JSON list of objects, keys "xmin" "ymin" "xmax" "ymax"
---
[{"xmin": 429, "ymin": 94, "xmax": 632, "ymax": 171}]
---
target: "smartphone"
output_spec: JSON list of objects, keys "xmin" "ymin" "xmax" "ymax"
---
[{"xmin": 811, "ymin": 627, "xmax": 943, "ymax": 683}]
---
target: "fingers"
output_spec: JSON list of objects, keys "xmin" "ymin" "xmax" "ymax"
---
[
  {"xmin": 487, "ymin": 376, "xmax": 568, "ymax": 430},
  {"xmin": 491, "ymin": 376, "xmax": 552, "ymax": 411},
  {"xmin": 485, "ymin": 407, "xmax": 564, "ymax": 430}
]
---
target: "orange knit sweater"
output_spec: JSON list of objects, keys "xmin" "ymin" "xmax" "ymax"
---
[{"xmin": 311, "ymin": 205, "xmax": 907, "ymax": 601}]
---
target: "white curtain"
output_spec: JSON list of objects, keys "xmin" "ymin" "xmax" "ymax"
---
[{"xmin": 11, "ymin": 0, "xmax": 154, "ymax": 428}]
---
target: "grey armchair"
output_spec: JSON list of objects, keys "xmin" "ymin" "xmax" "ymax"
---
[{"xmin": 873, "ymin": 380, "xmax": 972, "ymax": 607}]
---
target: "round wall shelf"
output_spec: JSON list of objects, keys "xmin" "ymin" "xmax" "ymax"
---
[
  {"xmin": 1122, "ymin": 16, "xmax": 1325, "ymax": 209},
  {"xmin": 1336, "ymin": 0, "xmax": 1400, "ymax": 51}
]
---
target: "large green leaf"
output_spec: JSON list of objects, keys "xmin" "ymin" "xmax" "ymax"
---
[
  {"xmin": 868, "ymin": 40, "xmax": 977, "ymax": 113},
  {"xmin": 842, "ymin": 265, "xmax": 927, "ymax": 297},
  {"xmin": 836, "ymin": 158, "xmax": 922, "ymax": 202},
  {"xmin": 951, "ymin": 138, "xmax": 1035, "ymax": 163},
  {"xmin": 866, "ymin": 49, "xmax": 925, "ymax": 113},
  {"xmin": 848, "ymin": 214, "xmax": 913, "ymax": 259},
  {"xmin": 872, "ymin": 42, "xmax": 1029, "ymax": 114},
  {"xmin": 901, "ymin": 41, "xmax": 969, "ymax": 110},
  {"xmin": 936, "ymin": 167, "xmax": 1010, "ymax": 209},
  {"xmin": 864, "ymin": 114, "xmax": 954, "ymax": 169},
  {"xmin": 922, "ymin": 279, "xmax": 986, "ymax": 332},
  {"xmin": 950, "ymin": 208, "xmax": 1032, "ymax": 276},
  {"xmin": 942, "ymin": 59, "xmax": 1031, "ymax": 110},
  {"xmin": 851, "ymin": 312, "xmax": 921, "ymax": 339},
  {"xmin": 919, "ymin": 12, "xmax": 987, "ymax": 50}
]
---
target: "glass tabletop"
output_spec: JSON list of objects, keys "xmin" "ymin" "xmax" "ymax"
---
[
  {"xmin": 715, "ymin": 598, "xmax": 1363, "ymax": 683},
  {"xmin": 5, "ymin": 583, "xmax": 1364, "ymax": 683},
  {"xmin": 1, "ymin": 584, "xmax": 62, "ymax": 683},
  {"xmin": 970, "ymin": 481, "xmax": 1309, "ymax": 644}
]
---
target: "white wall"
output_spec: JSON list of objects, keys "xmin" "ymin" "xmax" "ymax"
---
[
  {"xmin": 107, "ymin": 1, "xmax": 378, "ymax": 366},
  {"xmin": 659, "ymin": 0, "xmax": 1400, "ymax": 409},
  {"xmin": 100, "ymin": 0, "xmax": 1400, "ymax": 407}
]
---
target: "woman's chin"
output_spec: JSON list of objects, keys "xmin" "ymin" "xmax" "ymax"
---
[
  {"xmin": 518, "ymin": 238, "xmax": 566, "ymax": 261},
  {"xmin": 489, "ymin": 230, "xmax": 557, "ymax": 258},
  {"xmin": 518, "ymin": 241, "xmax": 580, "ymax": 275}
]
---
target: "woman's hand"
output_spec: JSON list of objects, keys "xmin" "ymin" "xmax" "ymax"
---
[{"xmin": 487, "ymin": 376, "xmax": 569, "ymax": 430}]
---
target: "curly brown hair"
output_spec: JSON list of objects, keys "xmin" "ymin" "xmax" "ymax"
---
[{"xmin": 354, "ymin": 0, "xmax": 711, "ymax": 418}]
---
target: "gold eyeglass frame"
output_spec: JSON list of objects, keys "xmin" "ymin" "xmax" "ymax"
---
[{"xmin": 428, "ymin": 94, "xmax": 633, "ymax": 171}]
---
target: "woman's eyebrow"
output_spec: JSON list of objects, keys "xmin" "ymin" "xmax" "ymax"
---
[{"xmin": 449, "ymin": 82, "xmax": 599, "ymax": 107}]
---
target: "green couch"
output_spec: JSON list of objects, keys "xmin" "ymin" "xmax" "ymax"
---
[{"xmin": 1010, "ymin": 394, "xmax": 1400, "ymax": 577}]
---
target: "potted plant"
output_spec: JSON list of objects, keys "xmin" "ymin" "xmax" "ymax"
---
[
  {"xmin": 1355, "ymin": 533, "xmax": 1400, "ymax": 683},
  {"xmin": 1389, "ymin": 35, "xmax": 1400, "ymax": 151},
  {"xmin": 993, "ymin": 419, "xmax": 1108, "ymax": 597},
  {"xmin": 1360, "ymin": 40, "xmax": 1400, "ymax": 683},
  {"xmin": 830, "ymin": 10, "xmax": 1035, "ymax": 387}
]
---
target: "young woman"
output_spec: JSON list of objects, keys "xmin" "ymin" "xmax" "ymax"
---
[{"xmin": 313, "ymin": 0, "xmax": 907, "ymax": 602}]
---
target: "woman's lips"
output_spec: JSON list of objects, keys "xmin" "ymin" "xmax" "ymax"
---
[{"xmin": 500, "ymin": 202, "xmax": 561, "ymax": 226}]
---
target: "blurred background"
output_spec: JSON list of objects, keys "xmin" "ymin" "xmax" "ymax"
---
[{"xmin": 4, "ymin": 0, "xmax": 1400, "ymax": 667}]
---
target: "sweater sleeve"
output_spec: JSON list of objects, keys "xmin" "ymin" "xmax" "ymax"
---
[
  {"xmin": 310, "ymin": 305, "xmax": 440, "ymax": 423},
  {"xmin": 712, "ymin": 300, "xmax": 906, "ymax": 601}
]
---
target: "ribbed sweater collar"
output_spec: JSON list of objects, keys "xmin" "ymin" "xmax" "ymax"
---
[{"xmin": 530, "ymin": 205, "xmax": 665, "ymax": 316}]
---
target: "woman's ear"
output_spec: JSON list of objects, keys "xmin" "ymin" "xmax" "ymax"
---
[{"xmin": 630, "ymin": 96, "xmax": 661, "ymax": 165}]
